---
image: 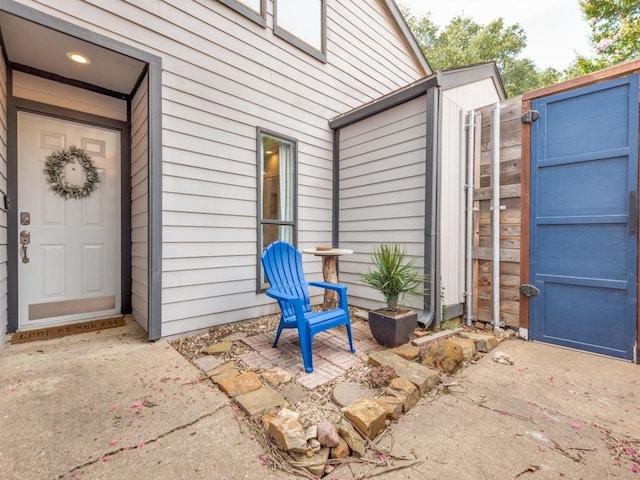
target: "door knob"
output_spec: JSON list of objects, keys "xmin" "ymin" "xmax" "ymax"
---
[{"xmin": 20, "ymin": 230, "xmax": 30, "ymax": 264}]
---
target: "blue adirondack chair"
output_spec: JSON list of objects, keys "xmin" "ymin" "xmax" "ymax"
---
[{"xmin": 261, "ymin": 241, "xmax": 355, "ymax": 373}]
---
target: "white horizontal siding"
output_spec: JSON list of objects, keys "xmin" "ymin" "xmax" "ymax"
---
[
  {"xmin": 20, "ymin": 0, "xmax": 425, "ymax": 335},
  {"xmin": 339, "ymin": 96, "xmax": 427, "ymax": 311}
]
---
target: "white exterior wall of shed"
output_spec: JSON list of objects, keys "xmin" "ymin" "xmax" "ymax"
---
[
  {"xmin": 338, "ymin": 97, "xmax": 427, "ymax": 311},
  {"xmin": 439, "ymin": 78, "xmax": 503, "ymax": 313},
  {"xmin": 9, "ymin": 0, "xmax": 425, "ymax": 337}
]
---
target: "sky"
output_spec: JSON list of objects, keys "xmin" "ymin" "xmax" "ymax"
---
[{"xmin": 398, "ymin": 0, "xmax": 593, "ymax": 70}]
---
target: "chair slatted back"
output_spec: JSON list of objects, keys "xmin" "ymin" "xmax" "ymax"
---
[{"xmin": 261, "ymin": 241, "xmax": 312, "ymax": 318}]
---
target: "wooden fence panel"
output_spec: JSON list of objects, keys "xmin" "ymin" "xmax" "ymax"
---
[{"xmin": 473, "ymin": 97, "xmax": 523, "ymax": 328}]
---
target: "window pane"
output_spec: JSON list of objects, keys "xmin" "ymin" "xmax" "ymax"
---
[
  {"xmin": 262, "ymin": 224, "xmax": 294, "ymax": 251},
  {"xmin": 261, "ymin": 135, "xmax": 294, "ymax": 222},
  {"xmin": 260, "ymin": 224, "xmax": 294, "ymax": 287},
  {"xmin": 276, "ymin": 0, "xmax": 322, "ymax": 51}
]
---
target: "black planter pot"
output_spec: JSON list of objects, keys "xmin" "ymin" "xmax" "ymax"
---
[{"xmin": 368, "ymin": 310, "xmax": 418, "ymax": 348}]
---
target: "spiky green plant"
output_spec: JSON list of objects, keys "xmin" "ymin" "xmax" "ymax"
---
[{"xmin": 360, "ymin": 244, "xmax": 427, "ymax": 311}]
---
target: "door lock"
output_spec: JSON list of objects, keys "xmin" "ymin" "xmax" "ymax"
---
[
  {"xmin": 519, "ymin": 284, "xmax": 540, "ymax": 297},
  {"xmin": 20, "ymin": 230, "xmax": 30, "ymax": 264}
]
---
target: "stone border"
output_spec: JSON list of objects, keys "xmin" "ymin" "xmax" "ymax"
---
[{"xmin": 190, "ymin": 328, "xmax": 508, "ymax": 477}]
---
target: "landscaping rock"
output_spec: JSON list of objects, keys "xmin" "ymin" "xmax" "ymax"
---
[
  {"xmin": 368, "ymin": 350, "xmax": 441, "ymax": 395},
  {"xmin": 492, "ymin": 351, "xmax": 514, "ymax": 365},
  {"xmin": 203, "ymin": 341, "xmax": 233, "ymax": 354},
  {"xmin": 280, "ymin": 382, "xmax": 309, "ymax": 406},
  {"xmin": 330, "ymin": 437, "xmax": 350, "ymax": 459},
  {"xmin": 374, "ymin": 395, "xmax": 404, "ymax": 420},
  {"xmin": 216, "ymin": 371, "xmax": 263, "ymax": 397},
  {"xmin": 305, "ymin": 425, "xmax": 318, "ymax": 441},
  {"xmin": 389, "ymin": 343, "xmax": 420, "ymax": 361},
  {"xmin": 344, "ymin": 398, "xmax": 386, "ymax": 440},
  {"xmin": 268, "ymin": 414, "xmax": 307, "ymax": 453},
  {"xmin": 289, "ymin": 447, "xmax": 330, "ymax": 477},
  {"xmin": 194, "ymin": 355, "xmax": 224, "ymax": 372},
  {"xmin": 309, "ymin": 438, "xmax": 321, "ymax": 453},
  {"xmin": 261, "ymin": 367, "xmax": 293, "ymax": 386},
  {"xmin": 338, "ymin": 419, "xmax": 366, "ymax": 456},
  {"xmin": 457, "ymin": 332, "xmax": 498, "ymax": 352},
  {"xmin": 277, "ymin": 407, "xmax": 299, "ymax": 422},
  {"xmin": 447, "ymin": 337, "xmax": 477, "ymax": 362},
  {"xmin": 207, "ymin": 362, "xmax": 240, "ymax": 381},
  {"xmin": 419, "ymin": 340, "xmax": 464, "ymax": 374},
  {"xmin": 386, "ymin": 377, "xmax": 420, "ymax": 412},
  {"xmin": 234, "ymin": 385, "xmax": 287, "ymax": 416},
  {"xmin": 317, "ymin": 420, "xmax": 340, "ymax": 448},
  {"xmin": 332, "ymin": 382, "xmax": 376, "ymax": 408}
]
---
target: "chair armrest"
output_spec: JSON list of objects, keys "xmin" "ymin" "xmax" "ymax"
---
[
  {"xmin": 265, "ymin": 288, "xmax": 300, "ymax": 302},
  {"xmin": 308, "ymin": 281, "xmax": 347, "ymax": 294}
]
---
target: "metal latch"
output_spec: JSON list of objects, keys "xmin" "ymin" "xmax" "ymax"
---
[
  {"xmin": 519, "ymin": 284, "xmax": 540, "ymax": 297},
  {"xmin": 521, "ymin": 110, "xmax": 540, "ymax": 124}
]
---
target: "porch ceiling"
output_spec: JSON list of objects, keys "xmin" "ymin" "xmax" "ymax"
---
[{"xmin": 0, "ymin": 12, "xmax": 145, "ymax": 96}]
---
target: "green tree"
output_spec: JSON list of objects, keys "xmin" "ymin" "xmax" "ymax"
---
[
  {"xmin": 567, "ymin": 0, "xmax": 639, "ymax": 75},
  {"xmin": 399, "ymin": 5, "xmax": 560, "ymax": 97}
]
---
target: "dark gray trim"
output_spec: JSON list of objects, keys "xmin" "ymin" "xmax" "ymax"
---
[
  {"xmin": 332, "ymin": 128, "xmax": 340, "ymax": 248},
  {"xmin": 273, "ymin": 0, "xmax": 327, "ymax": 63},
  {"xmin": 6, "ymin": 68, "xmax": 17, "ymax": 333},
  {"xmin": 7, "ymin": 97, "xmax": 130, "ymax": 333},
  {"xmin": 256, "ymin": 127, "xmax": 299, "ymax": 292},
  {"xmin": 146, "ymin": 64, "xmax": 163, "ymax": 341},
  {"xmin": 11, "ymin": 63, "xmax": 128, "ymax": 100},
  {"xmin": 421, "ymin": 85, "xmax": 440, "ymax": 329},
  {"xmin": 217, "ymin": 0, "xmax": 267, "ymax": 27},
  {"xmin": 330, "ymin": 75, "xmax": 439, "ymax": 129},
  {"xmin": 121, "ymin": 101, "xmax": 133, "ymax": 316},
  {"xmin": 381, "ymin": 0, "xmax": 431, "ymax": 75}
]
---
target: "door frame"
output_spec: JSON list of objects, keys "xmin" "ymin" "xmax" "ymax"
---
[
  {"xmin": 521, "ymin": 61, "xmax": 640, "ymax": 362},
  {"xmin": 1, "ymin": 0, "xmax": 163, "ymax": 340},
  {"xmin": 8, "ymin": 99, "xmax": 131, "ymax": 330}
]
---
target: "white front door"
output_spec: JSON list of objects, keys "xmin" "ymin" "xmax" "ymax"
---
[{"xmin": 17, "ymin": 112, "xmax": 121, "ymax": 329}]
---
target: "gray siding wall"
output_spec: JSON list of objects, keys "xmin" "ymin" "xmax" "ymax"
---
[
  {"xmin": 338, "ymin": 97, "xmax": 427, "ymax": 311},
  {"xmin": 18, "ymin": 0, "xmax": 425, "ymax": 336},
  {"xmin": 0, "ymin": 56, "xmax": 7, "ymax": 344},
  {"xmin": 130, "ymin": 75, "xmax": 149, "ymax": 331}
]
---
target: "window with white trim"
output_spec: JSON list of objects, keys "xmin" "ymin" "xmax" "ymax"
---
[{"xmin": 274, "ymin": 0, "xmax": 326, "ymax": 61}]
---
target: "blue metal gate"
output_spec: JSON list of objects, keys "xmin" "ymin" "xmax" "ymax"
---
[{"xmin": 530, "ymin": 75, "xmax": 639, "ymax": 360}]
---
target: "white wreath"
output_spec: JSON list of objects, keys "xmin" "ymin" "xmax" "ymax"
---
[{"xmin": 43, "ymin": 145, "xmax": 100, "ymax": 199}]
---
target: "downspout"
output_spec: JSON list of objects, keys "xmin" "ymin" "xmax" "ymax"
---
[
  {"xmin": 421, "ymin": 85, "xmax": 441, "ymax": 329},
  {"xmin": 332, "ymin": 128, "xmax": 340, "ymax": 248},
  {"xmin": 491, "ymin": 103, "xmax": 502, "ymax": 329},
  {"xmin": 464, "ymin": 110, "xmax": 476, "ymax": 326}
]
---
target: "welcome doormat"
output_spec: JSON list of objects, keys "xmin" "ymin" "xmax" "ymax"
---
[{"xmin": 11, "ymin": 316, "xmax": 126, "ymax": 344}]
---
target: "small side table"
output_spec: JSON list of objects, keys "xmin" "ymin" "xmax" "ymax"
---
[{"xmin": 302, "ymin": 247, "xmax": 353, "ymax": 310}]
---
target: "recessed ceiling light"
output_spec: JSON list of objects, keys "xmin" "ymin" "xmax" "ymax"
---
[{"xmin": 67, "ymin": 52, "xmax": 90, "ymax": 65}]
